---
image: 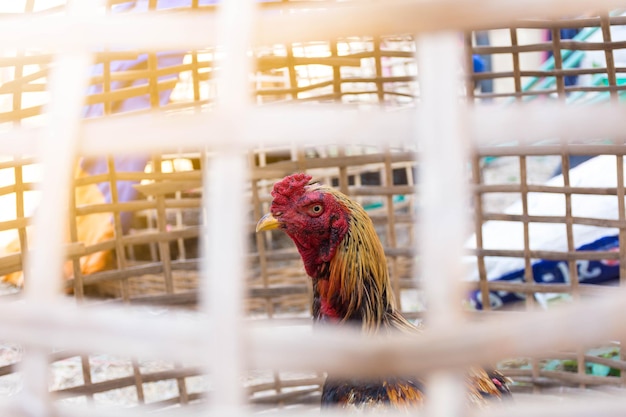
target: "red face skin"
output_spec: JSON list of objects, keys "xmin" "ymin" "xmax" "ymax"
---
[{"xmin": 270, "ymin": 174, "xmax": 350, "ymax": 279}]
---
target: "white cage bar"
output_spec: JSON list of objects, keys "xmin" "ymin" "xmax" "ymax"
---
[{"xmin": 1, "ymin": 1, "xmax": 626, "ymax": 417}]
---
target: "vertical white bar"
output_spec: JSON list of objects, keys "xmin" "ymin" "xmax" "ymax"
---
[
  {"xmin": 18, "ymin": 1, "xmax": 101, "ymax": 415},
  {"xmin": 215, "ymin": 0, "xmax": 256, "ymax": 111},
  {"xmin": 200, "ymin": 0, "xmax": 255, "ymax": 415},
  {"xmin": 24, "ymin": 52, "xmax": 92, "ymax": 300},
  {"xmin": 416, "ymin": 32, "xmax": 467, "ymax": 417},
  {"xmin": 201, "ymin": 153, "xmax": 248, "ymax": 412},
  {"xmin": 416, "ymin": 32, "xmax": 466, "ymax": 329}
]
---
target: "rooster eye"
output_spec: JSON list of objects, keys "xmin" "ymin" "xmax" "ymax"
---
[{"xmin": 308, "ymin": 204, "xmax": 324, "ymax": 217}]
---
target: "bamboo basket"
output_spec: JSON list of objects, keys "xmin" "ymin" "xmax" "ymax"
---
[{"xmin": 1, "ymin": 1, "xmax": 626, "ymax": 412}]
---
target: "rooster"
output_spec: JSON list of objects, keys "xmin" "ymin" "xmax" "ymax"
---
[{"xmin": 256, "ymin": 173, "xmax": 510, "ymax": 411}]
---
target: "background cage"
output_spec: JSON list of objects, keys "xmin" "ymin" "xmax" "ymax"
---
[{"xmin": 2, "ymin": 0, "xmax": 626, "ymax": 416}]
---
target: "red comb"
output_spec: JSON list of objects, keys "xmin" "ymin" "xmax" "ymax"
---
[{"xmin": 271, "ymin": 173, "xmax": 312, "ymax": 205}]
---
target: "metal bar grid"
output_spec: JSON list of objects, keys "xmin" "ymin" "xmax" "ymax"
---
[{"xmin": 1, "ymin": 1, "xmax": 626, "ymax": 417}]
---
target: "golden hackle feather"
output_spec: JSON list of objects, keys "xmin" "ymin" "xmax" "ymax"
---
[
  {"xmin": 321, "ymin": 186, "xmax": 415, "ymax": 334},
  {"xmin": 316, "ymin": 186, "xmax": 508, "ymax": 406}
]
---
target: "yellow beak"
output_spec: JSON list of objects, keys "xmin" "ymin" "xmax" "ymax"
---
[{"xmin": 256, "ymin": 213, "xmax": 281, "ymax": 233}]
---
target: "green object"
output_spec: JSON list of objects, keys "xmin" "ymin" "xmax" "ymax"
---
[
  {"xmin": 363, "ymin": 194, "xmax": 406, "ymax": 211},
  {"xmin": 521, "ymin": 10, "xmax": 624, "ymax": 99},
  {"xmin": 540, "ymin": 346, "xmax": 622, "ymax": 377},
  {"xmin": 589, "ymin": 363, "xmax": 612, "ymax": 376}
]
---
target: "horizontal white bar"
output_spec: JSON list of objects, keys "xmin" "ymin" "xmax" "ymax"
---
[
  {"xmin": 250, "ymin": 285, "xmax": 626, "ymax": 374},
  {"xmin": 47, "ymin": 394, "xmax": 626, "ymax": 417},
  {"xmin": 1, "ymin": 102, "xmax": 623, "ymax": 156},
  {"xmin": 478, "ymin": 395, "xmax": 626, "ymax": 417},
  {"xmin": 471, "ymin": 102, "xmax": 626, "ymax": 146},
  {"xmin": 0, "ymin": 285, "xmax": 625, "ymax": 377},
  {"xmin": 0, "ymin": 13, "xmax": 217, "ymax": 51},
  {"xmin": 0, "ymin": 0, "xmax": 625, "ymax": 50},
  {"xmin": 257, "ymin": 0, "xmax": 626, "ymax": 45},
  {"xmin": 73, "ymin": 106, "xmax": 416, "ymax": 154},
  {"xmin": 0, "ymin": 376, "xmax": 624, "ymax": 417}
]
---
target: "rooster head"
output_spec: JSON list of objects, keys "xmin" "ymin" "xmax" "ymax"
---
[
  {"xmin": 257, "ymin": 173, "xmax": 411, "ymax": 330},
  {"xmin": 256, "ymin": 173, "xmax": 350, "ymax": 277}
]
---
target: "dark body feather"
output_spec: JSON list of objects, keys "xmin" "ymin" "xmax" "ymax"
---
[{"xmin": 322, "ymin": 377, "xmax": 425, "ymax": 411}]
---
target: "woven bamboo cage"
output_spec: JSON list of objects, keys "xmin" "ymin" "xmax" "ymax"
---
[{"xmin": 2, "ymin": 1, "xmax": 626, "ymax": 416}]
